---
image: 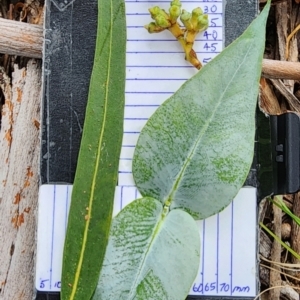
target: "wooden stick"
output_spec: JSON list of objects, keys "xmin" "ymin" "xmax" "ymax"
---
[
  {"xmin": 269, "ymin": 202, "xmax": 282, "ymax": 300},
  {"xmin": 0, "ymin": 18, "xmax": 43, "ymax": 58},
  {"xmin": 0, "ymin": 60, "xmax": 41, "ymax": 299},
  {"xmin": 291, "ymin": 193, "xmax": 300, "ymax": 269},
  {"xmin": 1, "ymin": 18, "xmax": 300, "ymax": 82},
  {"xmin": 269, "ymin": 78, "xmax": 300, "ymax": 112},
  {"xmin": 262, "ymin": 59, "xmax": 300, "ymax": 81},
  {"xmin": 270, "ymin": 79, "xmax": 300, "ymax": 113}
]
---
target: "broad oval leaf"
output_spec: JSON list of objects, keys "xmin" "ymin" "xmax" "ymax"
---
[
  {"xmin": 61, "ymin": 0, "xmax": 126, "ymax": 299},
  {"xmin": 132, "ymin": 2, "xmax": 270, "ymax": 219},
  {"xmin": 93, "ymin": 198, "xmax": 200, "ymax": 300}
]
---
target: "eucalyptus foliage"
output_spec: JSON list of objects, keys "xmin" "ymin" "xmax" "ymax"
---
[
  {"xmin": 93, "ymin": 198, "xmax": 200, "ymax": 300},
  {"xmin": 61, "ymin": 0, "xmax": 126, "ymax": 299},
  {"xmin": 62, "ymin": 0, "xmax": 271, "ymax": 298},
  {"xmin": 93, "ymin": 1, "xmax": 271, "ymax": 299}
]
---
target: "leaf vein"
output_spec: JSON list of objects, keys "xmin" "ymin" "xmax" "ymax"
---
[
  {"xmin": 166, "ymin": 41, "xmax": 254, "ymax": 204},
  {"xmin": 69, "ymin": 0, "xmax": 114, "ymax": 298}
]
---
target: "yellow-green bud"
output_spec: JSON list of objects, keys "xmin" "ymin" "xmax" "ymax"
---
[
  {"xmin": 170, "ymin": 0, "xmax": 181, "ymax": 7},
  {"xmin": 149, "ymin": 6, "xmax": 162, "ymax": 19},
  {"xmin": 180, "ymin": 9, "xmax": 193, "ymax": 30},
  {"xmin": 144, "ymin": 22, "xmax": 165, "ymax": 33},
  {"xmin": 149, "ymin": 6, "xmax": 171, "ymax": 27},
  {"xmin": 197, "ymin": 14, "xmax": 209, "ymax": 31},
  {"xmin": 192, "ymin": 7, "xmax": 203, "ymax": 18},
  {"xmin": 169, "ymin": 5, "xmax": 181, "ymax": 21},
  {"xmin": 160, "ymin": 9, "xmax": 170, "ymax": 19},
  {"xmin": 156, "ymin": 15, "xmax": 171, "ymax": 28},
  {"xmin": 180, "ymin": 9, "xmax": 190, "ymax": 21},
  {"xmin": 191, "ymin": 7, "xmax": 204, "ymax": 28}
]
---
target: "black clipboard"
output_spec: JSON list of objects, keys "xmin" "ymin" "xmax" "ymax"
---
[{"xmin": 36, "ymin": 1, "xmax": 269, "ymax": 299}]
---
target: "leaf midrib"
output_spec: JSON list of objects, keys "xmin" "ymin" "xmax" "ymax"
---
[
  {"xmin": 166, "ymin": 42, "xmax": 254, "ymax": 206},
  {"xmin": 127, "ymin": 204, "xmax": 167, "ymax": 300},
  {"xmin": 69, "ymin": 0, "xmax": 114, "ymax": 298},
  {"xmin": 126, "ymin": 39, "xmax": 255, "ymax": 300}
]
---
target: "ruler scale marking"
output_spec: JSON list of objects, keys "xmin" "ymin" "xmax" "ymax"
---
[
  {"xmin": 50, "ymin": 185, "xmax": 56, "ymax": 290},
  {"xmin": 230, "ymin": 201, "xmax": 234, "ymax": 296},
  {"xmin": 216, "ymin": 213, "xmax": 219, "ymax": 294}
]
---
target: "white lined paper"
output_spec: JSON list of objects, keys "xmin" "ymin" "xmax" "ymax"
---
[
  {"xmin": 117, "ymin": 0, "xmax": 257, "ymax": 297},
  {"xmin": 36, "ymin": 185, "xmax": 257, "ymax": 297},
  {"xmin": 36, "ymin": 185, "xmax": 71, "ymax": 292},
  {"xmin": 119, "ymin": 0, "xmax": 223, "ymax": 187}
]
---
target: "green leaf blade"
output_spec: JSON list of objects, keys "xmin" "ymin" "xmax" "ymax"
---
[
  {"xmin": 61, "ymin": 0, "xmax": 126, "ymax": 299},
  {"xmin": 93, "ymin": 198, "xmax": 200, "ymax": 300},
  {"xmin": 132, "ymin": 2, "xmax": 271, "ymax": 219}
]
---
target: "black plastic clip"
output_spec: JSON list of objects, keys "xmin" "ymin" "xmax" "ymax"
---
[
  {"xmin": 257, "ymin": 111, "xmax": 300, "ymax": 198},
  {"xmin": 270, "ymin": 112, "xmax": 300, "ymax": 195}
]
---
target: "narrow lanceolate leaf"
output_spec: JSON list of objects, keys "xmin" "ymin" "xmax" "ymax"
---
[
  {"xmin": 92, "ymin": 198, "xmax": 200, "ymax": 300},
  {"xmin": 61, "ymin": 0, "xmax": 126, "ymax": 299},
  {"xmin": 132, "ymin": 1, "xmax": 271, "ymax": 220}
]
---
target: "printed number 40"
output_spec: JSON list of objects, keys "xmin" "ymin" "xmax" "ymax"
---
[{"xmin": 203, "ymin": 30, "xmax": 218, "ymax": 40}]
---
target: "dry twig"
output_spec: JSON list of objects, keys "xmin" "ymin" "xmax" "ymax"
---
[
  {"xmin": 270, "ymin": 78, "xmax": 300, "ymax": 112},
  {"xmin": 262, "ymin": 59, "xmax": 300, "ymax": 81},
  {"xmin": 290, "ymin": 192, "xmax": 300, "ymax": 280},
  {"xmin": 269, "ymin": 203, "xmax": 282, "ymax": 300},
  {"xmin": 0, "ymin": 18, "xmax": 42, "ymax": 58},
  {"xmin": 285, "ymin": 24, "xmax": 300, "ymax": 59}
]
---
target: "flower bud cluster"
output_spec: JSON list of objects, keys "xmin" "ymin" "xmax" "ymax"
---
[
  {"xmin": 182, "ymin": 7, "xmax": 209, "ymax": 31},
  {"xmin": 144, "ymin": 0, "xmax": 209, "ymax": 69},
  {"xmin": 145, "ymin": 1, "xmax": 208, "ymax": 34}
]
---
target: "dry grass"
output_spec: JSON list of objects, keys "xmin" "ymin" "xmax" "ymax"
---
[{"xmin": 259, "ymin": 1, "xmax": 300, "ymax": 299}]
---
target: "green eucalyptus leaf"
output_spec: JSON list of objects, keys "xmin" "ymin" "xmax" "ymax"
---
[
  {"xmin": 93, "ymin": 198, "xmax": 200, "ymax": 300},
  {"xmin": 132, "ymin": 1, "xmax": 271, "ymax": 220},
  {"xmin": 61, "ymin": 0, "xmax": 126, "ymax": 299}
]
